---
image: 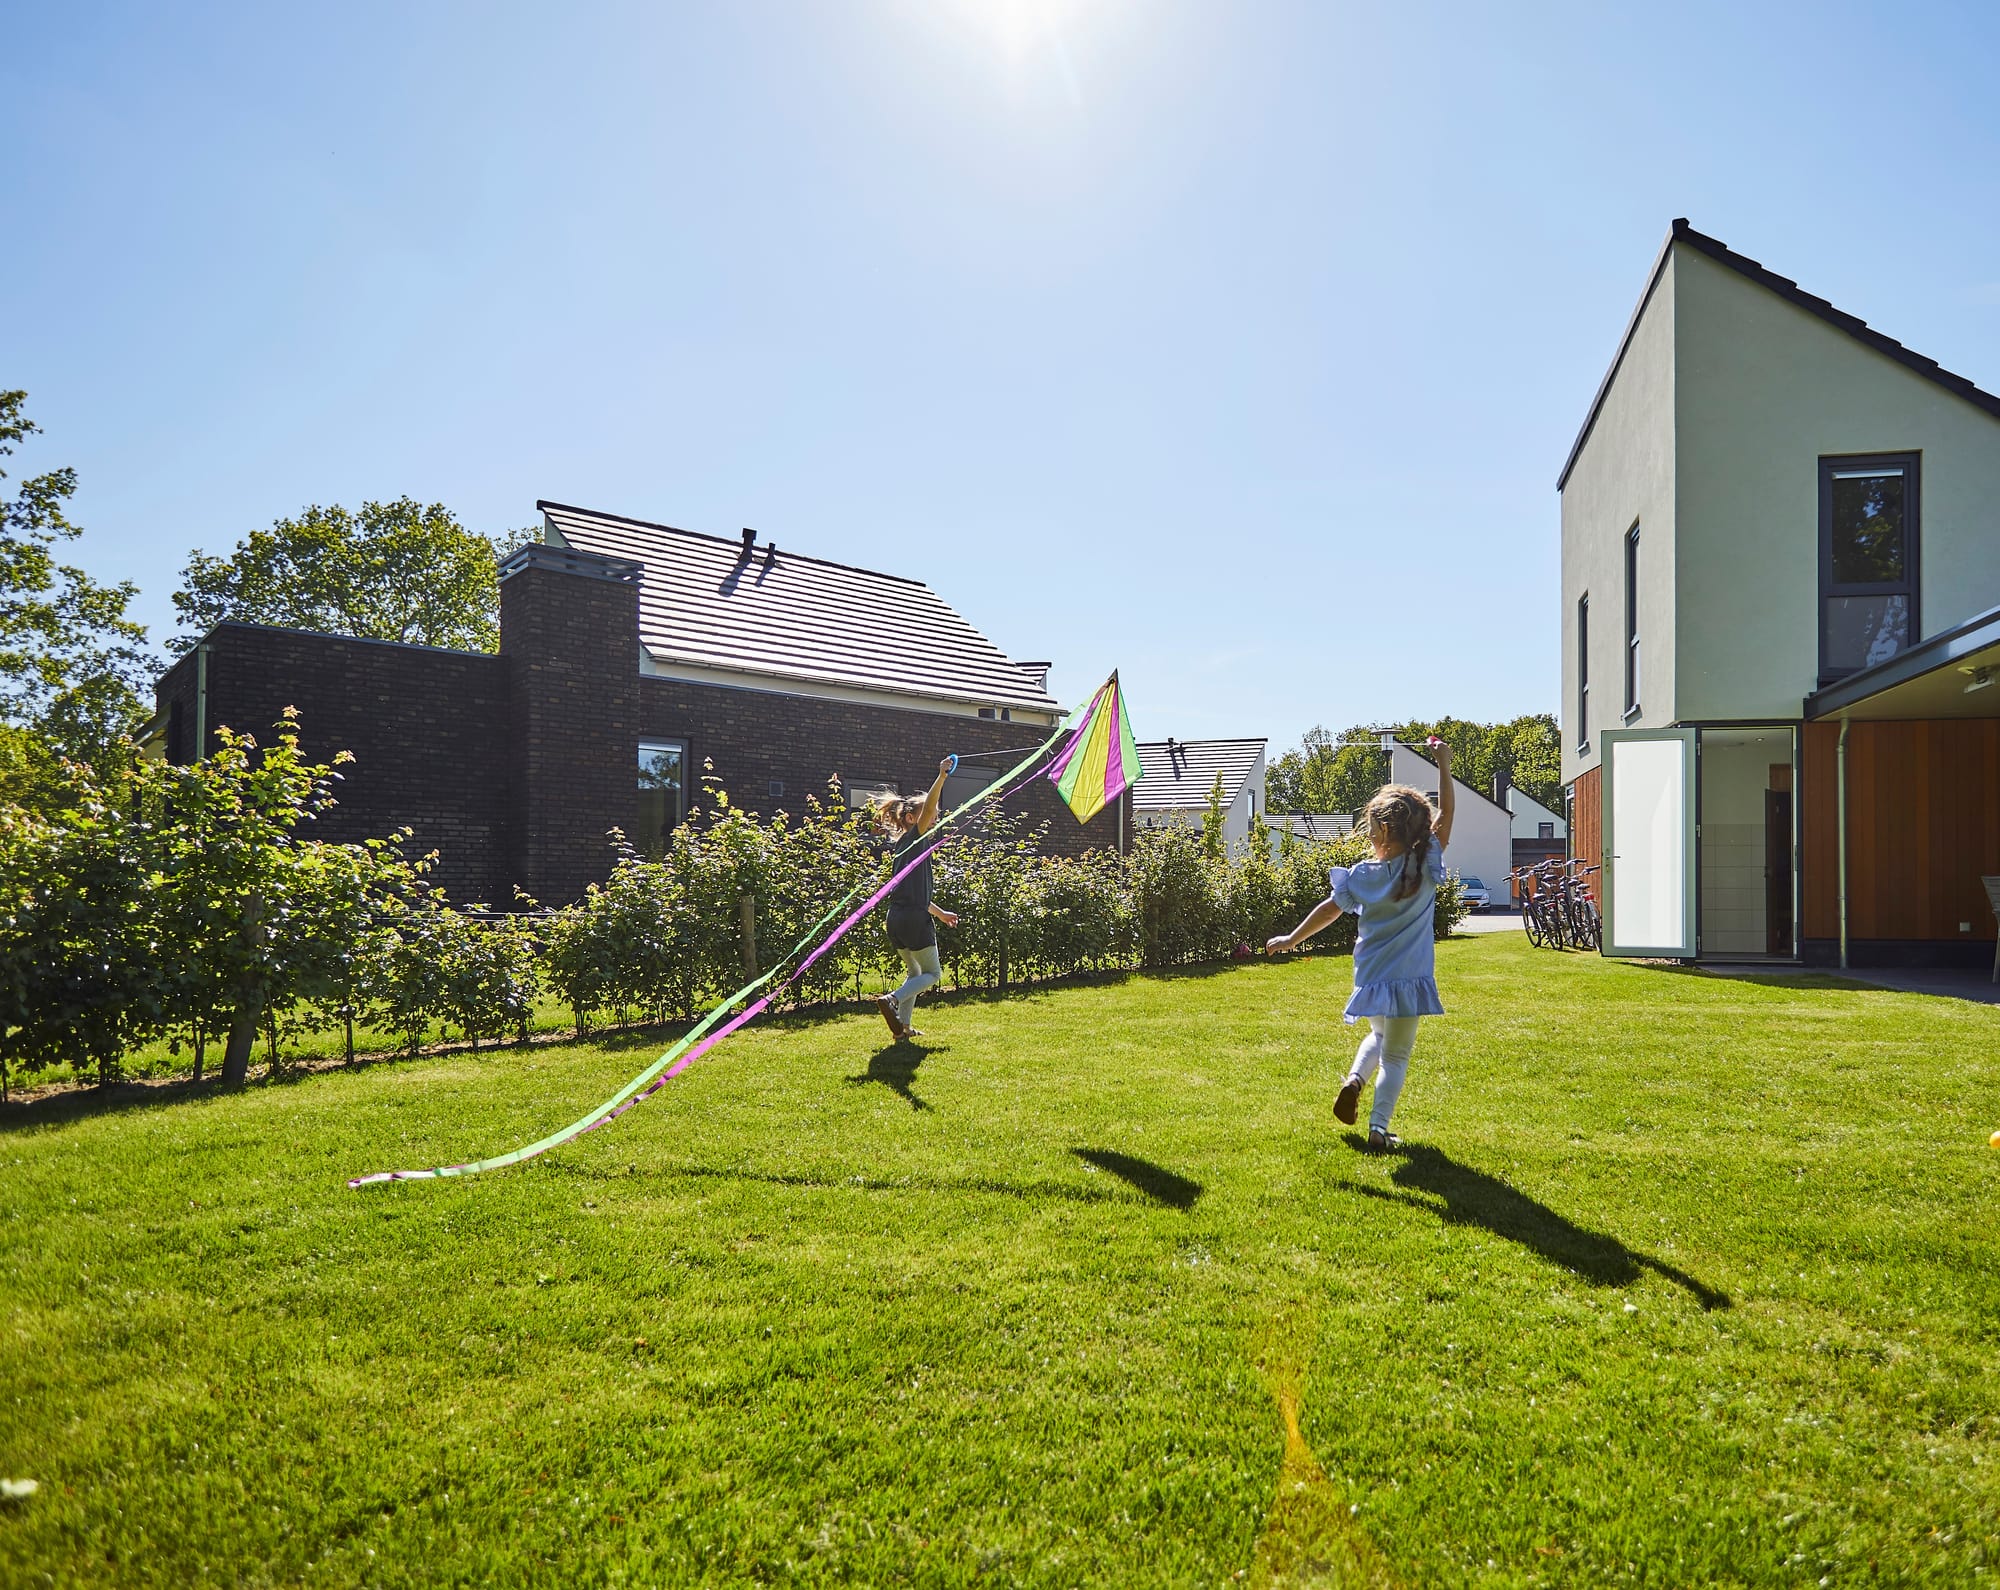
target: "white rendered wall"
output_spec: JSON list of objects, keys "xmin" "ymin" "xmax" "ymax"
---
[
  {"xmin": 1561, "ymin": 254, "xmax": 1679, "ymax": 787},
  {"xmin": 1672, "ymin": 247, "xmax": 2000, "ymax": 722}
]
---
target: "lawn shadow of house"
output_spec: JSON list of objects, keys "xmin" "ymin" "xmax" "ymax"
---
[
  {"xmin": 1344, "ymin": 1141, "xmax": 1730, "ymax": 1310},
  {"xmin": 845, "ymin": 1042, "xmax": 936, "ymax": 1111},
  {"xmin": 1072, "ymin": 1147, "xmax": 1203, "ymax": 1211}
]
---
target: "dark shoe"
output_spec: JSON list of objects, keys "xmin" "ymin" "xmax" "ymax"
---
[
  {"xmin": 1366, "ymin": 1127, "xmax": 1401, "ymax": 1153},
  {"xmin": 1334, "ymin": 1076, "xmax": 1363, "ymax": 1126},
  {"xmin": 873, "ymin": 995, "xmax": 907, "ymax": 1039}
]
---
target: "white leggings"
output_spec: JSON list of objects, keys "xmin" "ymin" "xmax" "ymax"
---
[
  {"xmin": 890, "ymin": 945, "xmax": 942, "ymax": 1028},
  {"xmin": 1347, "ymin": 1016, "xmax": 1420, "ymax": 1134}
]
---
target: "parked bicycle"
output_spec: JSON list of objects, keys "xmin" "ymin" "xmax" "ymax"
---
[{"xmin": 1512, "ymin": 860, "xmax": 1600, "ymax": 952}]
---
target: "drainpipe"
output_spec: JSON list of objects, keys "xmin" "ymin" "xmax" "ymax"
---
[
  {"xmin": 1836, "ymin": 717, "xmax": 1850, "ymax": 971},
  {"xmin": 195, "ymin": 641, "xmax": 210, "ymax": 762}
]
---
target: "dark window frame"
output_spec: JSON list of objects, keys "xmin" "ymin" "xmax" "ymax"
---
[
  {"xmin": 1576, "ymin": 593, "xmax": 1590, "ymax": 750},
  {"xmin": 1818, "ymin": 451, "xmax": 1920, "ymax": 686},
  {"xmin": 1623, "ymin": 522, "xmax": 1641, "ymax": 718}
]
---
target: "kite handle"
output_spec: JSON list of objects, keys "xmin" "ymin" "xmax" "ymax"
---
[{"xmin": 944, "ymin": 754, "xmax": 959, "ymax": 775}]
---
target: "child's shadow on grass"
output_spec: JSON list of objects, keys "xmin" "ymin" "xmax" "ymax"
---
[
  {"xmin": 1344, "ymin": 1140, "xmax": 1731, "ymax": 1310},
  {"xmin": 1072, "ymin": 1147, "xmax": 1203, "ymax": 1211},
  {"xmin": 844, "ymin": 1042, "xmax": 937, "ymax": 1111}
]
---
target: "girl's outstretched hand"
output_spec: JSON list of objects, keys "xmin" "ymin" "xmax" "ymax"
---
[{"xmin": 1264, "ymin": 933, "xmax": 1292, "ymax": 955}]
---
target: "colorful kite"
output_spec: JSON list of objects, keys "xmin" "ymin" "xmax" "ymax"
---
[{"xmin": 1047, "ymin": 671, "xmax": 1141, "ymax": 824}]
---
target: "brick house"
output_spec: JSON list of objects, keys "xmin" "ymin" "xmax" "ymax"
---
[{"xmin": 152, "ymin": 502, "xmax": 1128, "ymax": 905}]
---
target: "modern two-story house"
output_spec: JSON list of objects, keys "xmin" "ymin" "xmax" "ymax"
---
[{"xmin": 1562, "ymin": 220, "xmax": 2000, "ymax": 967}]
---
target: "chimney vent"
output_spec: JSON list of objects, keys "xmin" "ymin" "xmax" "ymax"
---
[
  {"xmin": 1494, "ymin": 768, "xmax": 1512, "ymax": 805},
  {"xmin": 740, "ymin": 527, "xmax": 756, "ymax": 551}
]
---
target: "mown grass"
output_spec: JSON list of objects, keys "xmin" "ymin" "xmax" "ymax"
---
[{"xmin": 2, "ymin": 934, "xmax": 1997, "ymax": 1587}]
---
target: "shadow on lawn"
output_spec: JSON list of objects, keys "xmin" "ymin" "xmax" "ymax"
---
[
  {"xmin": 1072, "ymin": 1147, "xmax": 1203, "ymax": 1211},
  {"xmin": 844, "ymin": 1042, "xmax": 935, "ymax": 1111},
  {"xmin": 1344, "ymin": 1141, "xmax": 1731, "ymax": 1310}
]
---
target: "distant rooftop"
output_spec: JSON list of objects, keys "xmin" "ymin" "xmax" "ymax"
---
[
  {"xmin": 1131, "ymin": 737, "xmax": 1267, "ymax": 811},
  {"xmin": 540, "ymin": 501, "xmax": 1061, "ymax": 715}
]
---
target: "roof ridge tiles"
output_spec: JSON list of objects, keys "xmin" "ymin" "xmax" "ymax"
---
[{"xmin": 539, "ymin": 500, "xmax": 932, "ymax": 590}]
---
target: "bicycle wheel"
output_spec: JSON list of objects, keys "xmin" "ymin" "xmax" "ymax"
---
[
  {"xmin": 1523, "ymin": 900, "xmax": 1546, "ymax": 948},
  {"xmin": 1581, "ymin": 897, "xmax": 1602, "ymax": 952}
]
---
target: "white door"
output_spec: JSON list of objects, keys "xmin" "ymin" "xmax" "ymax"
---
[{"xmin": 1600, "ymin": 728, "xmax": 1697, "ymax": 959}]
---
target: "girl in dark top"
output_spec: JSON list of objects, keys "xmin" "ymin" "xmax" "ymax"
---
[{"xmin": 870, "ymin": 757, "xmax": 960, "ymax": 1040}]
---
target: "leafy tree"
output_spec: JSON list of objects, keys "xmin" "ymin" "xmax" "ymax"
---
[
  {"xmin": 1200, "ymin": 772, "xmax": 1228, "ymax": 859},
  {"xmin": 1264, "ymin": 726, "xmax": 1389, "ymax": 818},
  {"xmin": 0, "ymin": 391, "xmax": 154, "ymax": 787},
  {"xmin": 171, "ymin": 498, "xmax": 512, "ymax": 655}
]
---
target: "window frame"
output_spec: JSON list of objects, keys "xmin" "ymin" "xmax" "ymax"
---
[
  {"xmin": 1623, "ymin": 522, "xmax": 1641, "ymax": 719},
  {"xmin": 636, "ymin": 737, "xmax": 690, "ymax": 852},
  {"xmin": 1576, "ymin": 592, "xmax": 1590, "ymax": 750},
  {"xmin": 1818, "ymin": 451, "xmax": 1920, "ymax": 686}
]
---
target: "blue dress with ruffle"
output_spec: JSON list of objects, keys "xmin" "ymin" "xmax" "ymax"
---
[{"xmin": 1328, "ymin": 840, "xmax": 1449, "ymax": 1024}]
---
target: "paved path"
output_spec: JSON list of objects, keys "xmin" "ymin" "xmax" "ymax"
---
[{"xmin": 1453, "ymin": 911, "xmax": 1524, "ymax": 936}]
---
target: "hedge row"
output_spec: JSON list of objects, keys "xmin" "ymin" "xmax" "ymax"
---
[{"xmin": 0, "ymin": 725, "xmax": 1466, "ymax": 1093}]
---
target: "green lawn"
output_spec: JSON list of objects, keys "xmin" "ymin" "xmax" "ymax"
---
[{"xmin": 3, "ymin": 934, "xmax": 1998, "ymax": 1587}]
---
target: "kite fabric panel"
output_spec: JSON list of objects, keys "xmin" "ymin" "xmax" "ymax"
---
[{"xmin": 1047, "ymin": 671, "xmax": 1141, "ymax": 824}]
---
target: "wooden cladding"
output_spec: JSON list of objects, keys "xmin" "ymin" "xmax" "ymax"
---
[
  {"xmin": 1570, "ymin": 764, "xmax": 1603, "ymax": 902},
  {"xmin": 1801, "ymin": 719, "xmax": 2000, "ymax": 942}
]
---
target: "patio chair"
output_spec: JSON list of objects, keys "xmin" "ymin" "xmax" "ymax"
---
[{"xmin": 1986, "ymin": 876, "xmax": 2000, "ymax": 984}]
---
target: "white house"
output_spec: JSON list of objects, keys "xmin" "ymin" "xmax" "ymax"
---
[
  {"xmin": 1132, "ymin": 738, "xmax": 1267, "ymax": 853},
  {"xmin": 1561, "ymin": 219, "xmax": 2000, "ymax": 965},
  {"xmin": 1505, "ymin": 786, "xmax": 1566, "ymax": 842},
  {"xmin": 1385, "ymin": 741, "xmax": 1512, "ymax": 908}
]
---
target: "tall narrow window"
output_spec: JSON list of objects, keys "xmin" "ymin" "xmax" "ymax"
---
[
  {"xmin": 1820, "ymin": 454, "xmax": 1919, "ymax": 682},
  {"xmin": 1576, "ymin": 594, "xmax": 1590, "ymax": 749},
  {"xmin": 1623, "ymin": 525, "xmax": 1641, "ymax": 716},
  {"xmin": 637, "ymin": 739, "xmax": 687, "ymax": 856}
]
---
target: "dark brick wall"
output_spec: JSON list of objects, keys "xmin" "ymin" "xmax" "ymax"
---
[
  {"xmin": 156, "ymin": 563, "xmax": 1128, "ymax": 905},
  {"xmin": 153, "ymin": 626, "xmax": 512, "ymax": 904},
  {"xmin": 499, "ymin": 563, "xmax": 645, "ymax": 905}
]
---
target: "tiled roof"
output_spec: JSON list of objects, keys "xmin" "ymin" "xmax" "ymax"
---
[
  {"xmin": 1131, "ymin": 737, "xmax": 1266, "ymax": 810},
  {"xmin": 540, "ymin": 502, "xmax": 1060, "ymax": 714},
  {"xmin": 1560, "ymin": 219, "xmax": 2000, "ymax": 491},
  {"xmin": 1269, "ymin": 811, "xmax": 1355, "ymax": 838}
]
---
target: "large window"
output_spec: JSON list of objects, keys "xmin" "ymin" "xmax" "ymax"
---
[
  {"xmin": 1576, "ymin": 594, "xmax": 1590, "ymax": 749},
  {"xmin": 637, "ymin": 740, "xmax": 687, "ymax": 855},
  {"xmin": 1623, "ymin": 524, "xmax": 1641, "ymax": 717},
  {"xmin": 1820, "ymin": 454, "xmax": 1919, "ymax": 682}
]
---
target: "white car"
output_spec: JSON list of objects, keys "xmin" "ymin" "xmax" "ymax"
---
[{"xmin": 1457, "ymin": 875, "xmax": 1492, "ymax": 912}]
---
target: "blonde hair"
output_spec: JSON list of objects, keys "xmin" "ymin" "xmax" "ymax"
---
[
  {"xmin": 869, "ymin": 792, "xmax": 926, "ymax": 830},
  {"xmin": 1363, "ymin": 784, "xmax": 1436, "ymax": 901}
]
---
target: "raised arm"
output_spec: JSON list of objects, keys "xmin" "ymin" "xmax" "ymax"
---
[
  {"xmin": 1431, "ymin": 740, "xmax": 1456, "ymax": 850},
  {"xmin": 915, "ymin": 756, "xmax": 953, "ymax": 835}
]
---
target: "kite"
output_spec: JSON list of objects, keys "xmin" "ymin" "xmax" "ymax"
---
[
  {"xmin": 1046, "ymin": 670, "xmax": 1141, "ymax": 825},
  {"xmin": 348, "ymin": 673, "xmax": 1138, "ymax": 1189}
]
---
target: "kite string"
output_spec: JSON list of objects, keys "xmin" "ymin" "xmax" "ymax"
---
[{"xmin": 347, "ymin": 721, "xmax": 1071, "ymax": 1187}]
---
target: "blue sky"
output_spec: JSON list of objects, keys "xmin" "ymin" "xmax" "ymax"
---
[{"xmin": 6, "ymin": 0, "xmax": 1998, "ymax": 751}]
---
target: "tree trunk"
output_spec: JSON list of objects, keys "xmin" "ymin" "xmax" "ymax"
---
[{"xmin": 220, "ymin": 1003, "xmax": 259, "ymax": 1088}]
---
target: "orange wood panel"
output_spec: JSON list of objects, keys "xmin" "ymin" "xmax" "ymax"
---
[
  {"xmin": 1799, "ymin": 718, "xmax": 2000, "ymax": 943},
  {"xmin": 1569, "ymin": 765, "xmax": 1602, "ymax": 902}
]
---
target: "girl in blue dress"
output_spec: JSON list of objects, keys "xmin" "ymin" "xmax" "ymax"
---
[{"xmin": 1265, "ymin": 744, "xmax": 1457, "ymax": 1149}]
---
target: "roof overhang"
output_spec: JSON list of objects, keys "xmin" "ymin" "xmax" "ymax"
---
[{"xmin": 1804, "ymin": 603, "xmax": 2000, "ymax": 721}]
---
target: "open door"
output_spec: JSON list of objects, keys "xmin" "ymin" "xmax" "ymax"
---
[{"xmin": 1600, "ymin": 728, "xmax": 1697, "ymax": 959}]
